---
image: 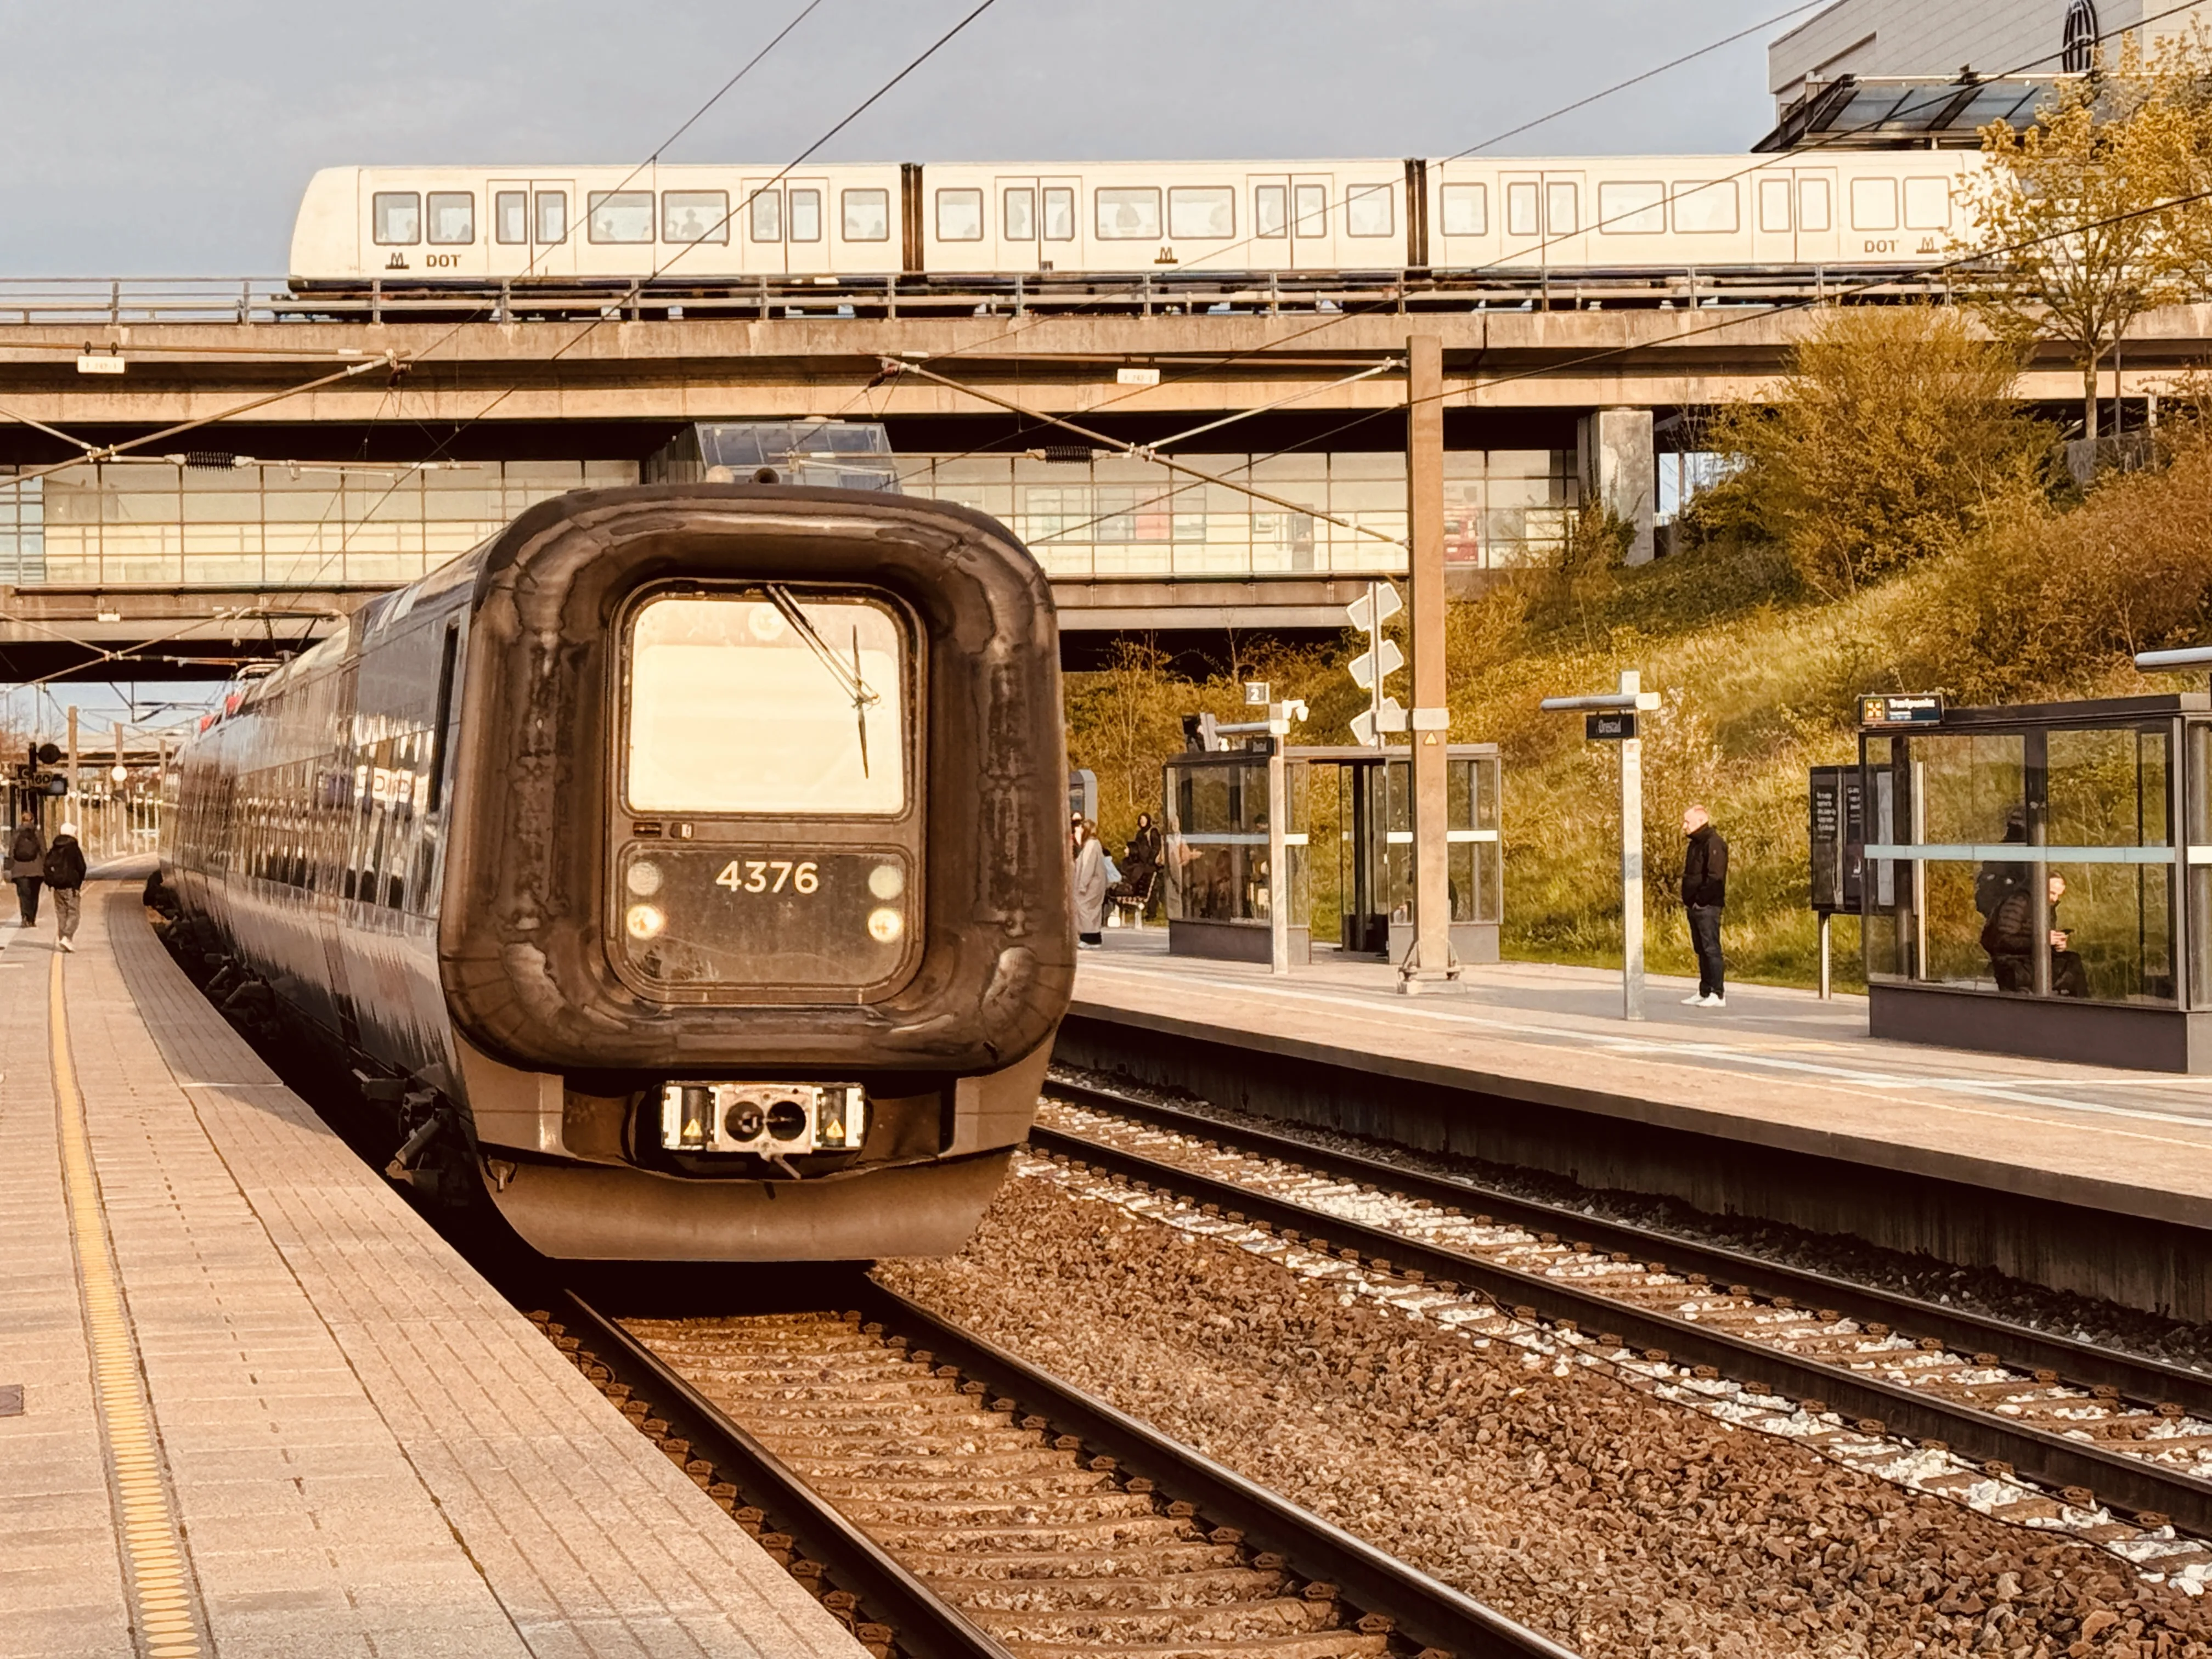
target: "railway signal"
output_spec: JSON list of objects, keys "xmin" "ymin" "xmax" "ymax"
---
[{"xmin": 1345, "ymin": 584, "xmax": 1407, "ymax": 751}]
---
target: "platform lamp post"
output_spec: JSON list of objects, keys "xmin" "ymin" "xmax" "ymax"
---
[{"xmin": 1539, "ymin": 671, "xmax": 1663, "ymax": 1020}]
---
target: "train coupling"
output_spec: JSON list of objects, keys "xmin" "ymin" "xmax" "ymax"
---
[{"xmin": 658, "ymin": 1082, "xmax": 867, "ymax": 1156}]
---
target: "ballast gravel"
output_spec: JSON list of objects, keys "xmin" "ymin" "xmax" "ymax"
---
[{"xmin": 877, "ymin": 1163, "xmax": 2212, "ymax": 1659}]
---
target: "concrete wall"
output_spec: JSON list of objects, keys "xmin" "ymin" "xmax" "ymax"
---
[{"xmin": 1577, "ymin": 408, "xmax": 1656, "ymax": 565}]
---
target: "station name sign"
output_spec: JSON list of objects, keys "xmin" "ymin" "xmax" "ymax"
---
[
  {"xmin": 1585, "ymin": 710, "xmax": 1637, "ymax": 741},
  {"xmin": 1859, "ymin": 692, "xmax": 1944, "ymax": 728}
]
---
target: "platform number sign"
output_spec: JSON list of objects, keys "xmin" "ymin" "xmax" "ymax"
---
[{"xmin": 1808, "ymin": 765, "xmax": 1866, "ymax": 914}]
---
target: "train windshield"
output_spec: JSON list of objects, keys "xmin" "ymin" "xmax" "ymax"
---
[{"xmin": 625, "ymin": 591, "xmax": 908, "ymax": 815}]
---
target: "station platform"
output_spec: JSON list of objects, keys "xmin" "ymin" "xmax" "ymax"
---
[
  {"xmin": 1061, "ymin": 930, "xmax": 2212, "ymax": 1323},
  {"xmin": 1, "ymin": 886, "xmax": 866, "ymax": 1659}
]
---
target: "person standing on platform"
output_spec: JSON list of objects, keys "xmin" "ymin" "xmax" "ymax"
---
[
  {"xmin": 43, "ymin": 821, "xmax": 86, "ymax": 953},
  {"xmin": 1680, "ymin": 803, "xmax": 1729, "ymax": 1008},
  {"xmin": 1072, "ymin": 818, "xmax": 1108, "ymax": 950},
  {"xmin": 9, "ymin": 812, "xmax": 43, "ymax": 926}
]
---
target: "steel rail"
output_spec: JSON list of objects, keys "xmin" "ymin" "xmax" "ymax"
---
[
  {"xmin": 557, "ymin": 1291, "xmax": 1018, "ymax": 1659},
  {"xmin": 1044, "ymin": 1079, "xmax": 2212, "ymax": 1420},
  {"xmin": 1029, "ymin": 1108, "xmax": 2212, "ymax": 1536},
  {"xmin": 844, "ymin": 1278, "xmax": 1577, "ymax": 1659}
]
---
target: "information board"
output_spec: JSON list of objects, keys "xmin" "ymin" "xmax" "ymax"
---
[
  {"xmin": 1858, "ymin": 692, "xmax": 1944, "ymax": 727},
  {"xmin": 1808, "ymin": 764, "xmax": 1866, "ymax": 913},
  {"xmin": 1585, "ymin": 710, "xmax": 1638, "ymax": 741}
]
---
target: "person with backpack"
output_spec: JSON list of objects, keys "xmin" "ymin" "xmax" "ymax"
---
[
  {"xmin": 8, "ymin": 812, "xmax": 43, "ymax": 926},
  {"xmin": 43, "ymin": 821, "xmax": 86, "ymax": 952}
]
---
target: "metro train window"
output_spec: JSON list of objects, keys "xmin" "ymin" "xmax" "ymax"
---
[
  {"xmin": 1545, "ymin": 182, "xmax": 1578, "ymax": 235},
  {"xmin": 1169, "ymin": 187, "xmax": 1234, "ymax": 240},
  {"xmin": 536, "ymin": 191, "xmax": 567, "ymax": 244},
  {"xmin": 1758, "ymin": 177, "xmax": 1792, "ymax": 233},
  {"xmin": 1506, "ymin": 182, "xmax": 1538, "ymax": 237},
  {"xmin": 1042, "ymin": 187, "xmax": 1075, "ymax": 241},
  {"xmin": 1800, "ymin": 177, "xmax": 1832, "ymax": 232},
  {"xmin": 936, "ymin": 188, "xmax": 984, "ymax": 241},
  {"xmin": 789, "ymin": 188, "xmax": 822, "ymax": 242},
  {"xmin": 663, "ymin": 191, "xmax": 730, "ymax": 245},
  {"xmin": 1004, "ymin": 187, "xmax": 1036, "ymax": 240},
  {"xmin": 496, "ymin": 191, "xmax": 527, "ymax": 245},
  {"xmin": 1255, "ymin": 185, "xmax": 1287, "ymax": 238},
  {"xmin": 842, "ymin": 188, "xmax": 890, "ymax": 241},
  {"xmin": 1671, "ymin": 180, "xmax": 1737, "ymax": 235},
  {"xmin": 1096, "ymin": 187, "xmax": 1161, "ymax": 240},
  {"xmin": 589, "ymin": 191, "xmax": 654, "ymax": 244},
  {"xmin": 1596, "ymin": 182, "xmax": 1663, "ymax": 235},
  {"xmin": 372, "ymin": 193, "xmax": 421, "ymax": 245},
  {"xmin": 1904, "ymin": 176, "xmax": 1951, "ymax": 229},
  {"xmin": 625, "ymin": 591, "xmax": 909, "ymax": 816},
  {"xmin": 1440, "ymin": 183, "xmax": 1486, "ymax": 237},
  {"xmin": 427, "ymin": 193, "xmax": 475, "ymax": 245},
  {"xmin": 1850, "ymin": 177, "xmax": 1899, "ymax": 231},
  {"xmin": 1294, "ymin": 183, "xmax": 1326, "ymax": 238},
  {"xmin": 751, "ymin": 189, "xmax": 782, "ymax": 242},
  {"xmin": 1346, "ymin": 185, "xmax": 1394, "ymax": 238}
]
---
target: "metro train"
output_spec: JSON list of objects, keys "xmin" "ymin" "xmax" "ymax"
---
[
  {"xmin": 288, "ymin": 151, "xmax": 1987, "ymax": 288},
  {"xmin": 160, "ymin": 485, "xmax": 1073, "ymax": 1262}
]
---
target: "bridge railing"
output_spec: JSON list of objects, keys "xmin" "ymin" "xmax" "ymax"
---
[{"xmin": 0, "ymin": 268, "xmax": 1960, "ymax": 328}]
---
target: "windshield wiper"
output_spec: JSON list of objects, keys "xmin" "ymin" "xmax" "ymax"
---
[{"xmin": 765, "ymin": 585, "xmax": 880, "ymax": 778}]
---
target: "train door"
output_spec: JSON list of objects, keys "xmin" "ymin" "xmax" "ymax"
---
[
  {"xmin": 1498, "ymin": 170, "xmax": 1583, "ymax": 269},
  {"xmin": 742, "ymin": 177, "xmax": 787, "ymax": 276},
  {"xmin": 998, "ymin": 174, "xmax": 1042, "ymax": 270},
  {"xmin": 1751, "ymin": 170, "xmax": 1796, "ymax": 266},
  {"xmin": 488, "ymin": 178, "xmax": 574, "ymax": 280},
  {"xmin": 1790, "ymin": 168, "xmax": 1841, "ymax": 264},
  {"xmin": 780, "ymin": 176, "xmax": 832, "ymax": 275}
]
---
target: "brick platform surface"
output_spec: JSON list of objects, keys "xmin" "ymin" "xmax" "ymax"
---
[{"xmin": 0, "ymin": 891, "xmax": 865, "ymax": 1659}]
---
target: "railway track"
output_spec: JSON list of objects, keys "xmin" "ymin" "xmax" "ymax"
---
[
  {"xmin": 542, "ymin": 1282, "xmax": 1572, "ymax": 1659},
  {"xmin": 1037, "ymin": 1078, "xmax": 2212, "ymax": 1567}
]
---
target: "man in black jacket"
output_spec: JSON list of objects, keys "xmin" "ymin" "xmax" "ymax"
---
[
  {"xmin": 8, "ymin": 812, "xmax": 42, "ymax": 926},
  {"xmin": 1680, "ymin": 804, "xmax": 1728, "ymax": 1008},
  {"xmin": 43, "ymin": 822, "xmax": 86, "ymax": 953}
]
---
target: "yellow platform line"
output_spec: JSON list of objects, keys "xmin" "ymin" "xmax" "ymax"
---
[{"xmin": 50, "ymin": 951, "xmax": 208, "ymax": 1659}]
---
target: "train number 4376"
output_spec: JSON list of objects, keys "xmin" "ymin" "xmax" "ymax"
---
[{"xmin": 715, "ymin": 859, "xmax": 820, "ymax": 895}]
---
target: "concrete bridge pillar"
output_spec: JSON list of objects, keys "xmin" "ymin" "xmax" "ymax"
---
[{"xmin": 1577, "ymin": 407, "xmax": 1657, "ymax": 566}]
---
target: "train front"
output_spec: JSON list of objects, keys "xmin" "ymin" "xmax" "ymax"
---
[{"xmin": 437, "ymin": 486, "xmax": 1072, "ymax": 1260}]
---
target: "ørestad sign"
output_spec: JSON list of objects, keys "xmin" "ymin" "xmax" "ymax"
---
[
  {"xmin": 1585, "ymin": 710, "xmax": 1637, "ymax": 741},
  {"xmin": 1859, "ymin": 692, "xmax": 1944, "ymax": 727}
]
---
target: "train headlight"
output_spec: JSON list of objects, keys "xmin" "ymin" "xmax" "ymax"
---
[
  {"xmin": 626, "ymin": 861, "xmax": 663, "ymax": 897},
  {"xmin": 626, "ymin": 904, "xmax": 666, "ymax": 939},
  {"xmin": 867, "ymin": 863, "xmax": 904, "ymax": 900},
  {"xmin": 867, "ymin": 907, "xmax": 903, "ymax": 943}
]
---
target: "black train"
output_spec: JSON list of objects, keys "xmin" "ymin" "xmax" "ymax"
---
[{"xmin": 162, "ymin": 486, "xmax": 1072, "ymax": 1260}]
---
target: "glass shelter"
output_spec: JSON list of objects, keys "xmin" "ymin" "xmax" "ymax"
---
[
  {"xmin": 1860, "ymin": 693, "xmax": 2212, "ymax": 1071},
  {"xmin": 1305, "ymin": 746, "xmax": 1502, "ymax": 963},
  {"xmin": 1161, "ymin": 748, "xmax": 1311, "ymax": 963}
]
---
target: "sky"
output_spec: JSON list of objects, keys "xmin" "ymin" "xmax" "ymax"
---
[{"xmin": 0, "ymin": 0, "xmax": 1808, "ymax": 274}]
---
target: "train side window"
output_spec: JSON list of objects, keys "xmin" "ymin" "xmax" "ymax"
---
[
  {"xmin": 496, "ymin": 191, "xmax": 527, "ymax": 245},
  {"xmin": 1346, "ymin": 184, "xmax": 1394, "ymax": 238},
  {"xmin": 789, "ymin": 188, "xmax": 822, "ymax": 242},
  {"xmin": 751, "ymin": 188, "xmax": 783, "ymax": 242},
  {"xmin": 589, "ymin": 190, "xmax": 654, "ymax": 244},
  {"xmin": 1904, "ymin": 176, "xmax": 1951, "ymax": 229},
  {"xmin": 1545, "ymin": 181, "xmax": 1579, "ymax": 235},
  {"xmin": 373, "ymin": 193, "xmax": 421, "ymax": 245},
  {"xmin": 1095, "ymin": 187, "xmax": 1161, "ymax": 240},
  {"xmin": 1506, "ymin": 182, "xmax": 1539, "ymax": 237},
  {"xmin": 663, "ymin": 190, "xmax": 730, "ymax": 245},
  {"xmin": 1294, "ymin": 183, "xmax": 1326, "ymax": 238},
  {"xmin": 427, "ymin": 192, "xmax": 475, "ymax": 245},
  {"xmin": 1671, "ymin": 179, "xmax": 1737, "ymax": 234},
  {"xmin": 1850, "ymin": 177, "xmax": 1898, "ymax": 231},
  {"xmin": 935, "ymin": 188, "xmax": 984, "ymax": 241},
  {"xmin": 535, "ymin": 191, "xmax": 568, "ymax": 244},
  {"xmin": 1003, "ymin": 187, "xmax": 1036, "ymax": 241},
  {"xmin": 1255, "ymin": 184, "xmax": 1286, "ymax": 238},
  {"xmin": 428, "ymin": 622, "xmax": 458, "ymax": 814},
  {"xmin": 1042, "ymin": 187, "xmax": 1075, "ymax": 241},
  {"xmin": 1440, "ymin": 183, "xmax": 1486, "ymax": 237},
  {"xmin": 1758, "ymin": 177, "xmax": 1792, "ymax": 233},
  {"xmin": 1596, "ymin": 181, "xmax": 1663, "ymax": 235},
  {"xmin": 842, "ymin": 188, "xmax": 890, "ymax": 241},
  {"xmin": 1169, "ymin": 187, "xmax": 1234, "ymax": 240},
  {"xmin": 1799, "ymin": 177, "xmax": 1832, "ymax": 232}
]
